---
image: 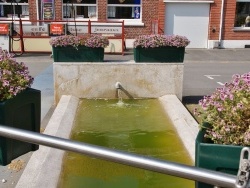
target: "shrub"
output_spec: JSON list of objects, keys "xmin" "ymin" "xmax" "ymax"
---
[
  {"xmin": 133, "ymin": 34, "xmax": 190, "ymax": 48},
  {"xmin": 49, "ymin": 34, "xmax": 109, "ymax": 48},
  {"xmin": 194, "ymin": 72, "xmax": 250, "ymax": 146},
  {"xmin": 0, "ymin": 48, "xmax": 33, "ymax": 102}
]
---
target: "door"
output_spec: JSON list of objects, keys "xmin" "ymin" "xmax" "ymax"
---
[{"xmin": 165, "ymin": 3, "xmax": 210, "ymax": 48}]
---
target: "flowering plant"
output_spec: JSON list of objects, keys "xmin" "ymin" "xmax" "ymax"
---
[
  {"xmin": 0, "ymin": 48, "xmax": 34, "ymax": 102},
  {"xmin": 194, "ymin": 72, "xmax": 250, "ymax": 146},
  {"xmin": 133, "ymin": 34, "xmax": 190, "ymax": 48},
  {"xmin": 49, "ymin": 34, "xmax": 109, "ymax": 48}
]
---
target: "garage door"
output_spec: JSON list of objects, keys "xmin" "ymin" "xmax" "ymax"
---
[{"xmin": 165, "ymin": 3, "xmax": 210, "ymax": 48}]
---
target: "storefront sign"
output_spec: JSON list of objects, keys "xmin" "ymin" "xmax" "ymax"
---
[
  {"xmin": 0, "ymin": 24, "xmax": 9, "ymax": 35},
  {"xmin": 67, "ymin": 25, "xmax": 88, "ymax": 34},
  {"xmin": 91, "ymin": 26, "xmax": 122, "ymax": 34},
  {"xmin": 23, "ymin": 26, "xmax": 48, "ymax": 33},
  {"xmin": 49, "ymin": 24, "xmax": 65, "ymax": 36},
  {"xmin": 42, "ymin": 0, "xmax": 54, "ymax": 20}
]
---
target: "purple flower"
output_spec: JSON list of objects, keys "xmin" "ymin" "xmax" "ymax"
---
[
  {"xmin": 196, "ymin": 71, "xmax": 250, "ymax": 146},
  {"xmin": 0, "ymin": 48, "xmax": 33, "ymax": 101},
  {"xmin": 133, "ymin": 34, "xmax": 190, "ymax": 48},
  {"xmin": 49, "ymin": 34, "xmax": 109, "ymax": 48}
]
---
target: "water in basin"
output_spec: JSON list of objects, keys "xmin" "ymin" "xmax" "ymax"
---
[{"xmin": 58, "ymin": 99, "xmax": 194, "ymax": 188}]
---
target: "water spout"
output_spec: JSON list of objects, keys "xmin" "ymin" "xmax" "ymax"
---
[
  {"xmin": 115, "ymin": 82, "xmax": 121, "ymax": 89},
  {"xmin": 115, "ymin": 82, "xmax": 124, "ymax": 105}
]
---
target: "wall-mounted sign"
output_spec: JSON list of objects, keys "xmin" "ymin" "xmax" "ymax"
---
[
  {"xmin": 23, "ymin": 26, "xmax": 48, "ymax": 33},
  {"xmin": 0, "ymin": 24, "xmax": 9, "ymax": 35},
  {"xmin": 49, "ymin": 24, "xmax": 65, "ymax": 36},
  {"xmin": 67, "ymin": 25, "xmax": 88, "ymax": 34},
  {"xmin": 42, "ymin": 0, "xmax": 54, "ymax": 20},
  {"xmin": 91, "ymin": 26, "xmax": 122, "ymax": 34}
]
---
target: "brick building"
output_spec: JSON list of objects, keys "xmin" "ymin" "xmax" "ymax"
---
[{"xmin": 0, "ymin": 0, "xmax": 250, "ymax": 49}]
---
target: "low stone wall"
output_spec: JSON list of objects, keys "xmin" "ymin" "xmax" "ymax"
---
[{"xmin": 54, "ymin": 63, "xmax": 184, "ymax": 104}]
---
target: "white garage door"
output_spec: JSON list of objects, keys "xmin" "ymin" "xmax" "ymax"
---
[{"xmin": 165, "ymin": 3, "xmax": 210, "ymax": 48}]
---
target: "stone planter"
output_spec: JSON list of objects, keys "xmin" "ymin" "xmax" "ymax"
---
[
  {"xmin": 134, "ymin": 47, "xmax": 185, "ymax": 63},
  {"xmin": 195, "ymin": 128, "xmax": 243, "ymax": 188},
  {"xmin": 52, "ymin": 46, "xmax": 105, "ymax": 62},
  {"xmin": 0, "ymin": 88, "xmax": 41, "ymax": 166}
]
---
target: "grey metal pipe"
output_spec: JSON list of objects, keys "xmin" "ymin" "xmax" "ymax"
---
[
  {"xmin": 115, "ymin": 82, "xmax": 122, "ymax": 89},
  {"xmin": 0, "ymin": 125, "xmax": 237, "ymax": 187}
]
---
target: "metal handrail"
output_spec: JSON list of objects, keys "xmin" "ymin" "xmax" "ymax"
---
[{"xmin": 0, "ymin": 125, "xmax": 237, "ymax": 188}]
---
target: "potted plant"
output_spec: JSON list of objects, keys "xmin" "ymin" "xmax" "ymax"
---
[
  {"xmin": 194, "ymin": 72, "xmax": 250, "ymax": 188},
  {"xmin": 0, "ymin": 48, "xmax": 41, "ymax": 166},
  {"xmin": 49, "ymin": 34, "xmax": 109, "ymax": 62},
  {"xmin": 133, "ymin": 34, "xmax": 190, "ymax": 63}
]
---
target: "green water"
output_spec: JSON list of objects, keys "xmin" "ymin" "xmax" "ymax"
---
[{"xmin": 59, "ymin": 99, "xmax": 194, "ymax": 188}]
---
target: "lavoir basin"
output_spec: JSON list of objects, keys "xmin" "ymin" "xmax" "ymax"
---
[
  {"xmin": 58, "ymin": 99, "xmax": 194, "ymax": 188},
  {"xmin": 16, "ymin": 95, "xmax": 199, "ymax": 188}
]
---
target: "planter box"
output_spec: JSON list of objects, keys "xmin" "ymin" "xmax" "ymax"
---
[
  {"xmin": 134, "ymin": 47, "xmax": 185, "ymax": 63},
  {"xmin": 52, "ymin": 46, "xmax": 104, "ymax": 62},
  {"xmin": 0, "ymin": 88, "xmax": 41, "ymax": 166},
  {"xmin": 195, "ymin": 129, "xmax": 243, "ymax": 188}
]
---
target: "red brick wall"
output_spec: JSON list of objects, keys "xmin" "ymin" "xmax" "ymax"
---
[
  {"xmin": 28, "ymin": 0, "xmax": 162, "ymax": 38},
  {"xmin": 29, "ymin": 0, "xmax": 63, "ymax": 21},
  {"xmin": 209, "ymin": 0, "xmax": 221, "ymax": 40},
  {"xmin": 55, "ymin": 1, "xmax": 63, "ymax": 20},
  {"xmin": 209, "ymin": 0, "xmax": 250, "ymax": 40},
  {"xmin": 98, "ymin": 0, "xmax": 107, "ymax": 21},
  {"xmin": 158, "ymin": 0, "xmax": 165, "ymax": 34},
  {"xmin": 125, "ymin": 0, "xmax": 160, "ymax": 38},
  {"xmin": 29, "ymin": 0, "xmax": 37, "ymax": 20},
  {"xmin": 28, "ymin": 0, "xmax": 250, "ymax": 41}
]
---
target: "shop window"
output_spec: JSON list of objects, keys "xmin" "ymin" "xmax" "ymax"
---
[
  {"xmin": 234, "ymin": 1, "xmax": 250, "ymax": 27},
  {"xmin": 0, "ymin": 0, "xmax": 29, "ymax": 18},
  {"xmin": 107, "ymin": 0, "xmax": 141, "ymax": 20},
  {"xmin": 62, "ymin": 0, "xmax": 97, "ymax": 19}
]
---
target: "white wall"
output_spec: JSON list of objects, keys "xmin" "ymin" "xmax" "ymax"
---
[{"xmin": 208, "ymin": 40, "xmax": 250, "ymax": 49}]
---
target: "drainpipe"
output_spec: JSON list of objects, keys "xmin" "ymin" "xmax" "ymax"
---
[
  {"xmin": 36, "ymin": 0, "xmax": 39, "ymax": 21},
  {"xmin": 218, "ymin": 0, "xmax": 225, "ymax": 48}
]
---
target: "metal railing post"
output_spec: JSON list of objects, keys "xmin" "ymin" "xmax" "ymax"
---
[{"xmin": 0, "ymin": 124, "xmax": 237, "ymax": 187}]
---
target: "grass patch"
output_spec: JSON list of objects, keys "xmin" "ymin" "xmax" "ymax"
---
[{"xmin": 184, "ymin": 103, "xmax": 202, "ymax": 124}]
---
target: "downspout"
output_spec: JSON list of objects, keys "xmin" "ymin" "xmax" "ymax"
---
[
  {"xmin": 218, "ymin": 0, "xmax": 225, "ymax": 48},
  {"xmin": 36, "ymin": 0, "xmax": 39, "ymax": 21}
]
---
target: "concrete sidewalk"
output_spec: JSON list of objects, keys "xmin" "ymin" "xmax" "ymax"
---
[{"xmin": 0, "ymin": 48, "xmax": 249, "ymax": 187}]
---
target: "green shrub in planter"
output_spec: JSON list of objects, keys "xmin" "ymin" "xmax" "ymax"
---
[
  {"xmin": 133, "ymin": 34, "xmax": 189, "ymax": 63},
  {"xmin": 50, "ymin": 34, "xmax": 109, "ymax": 62},
  {"xmin": 0, "ymin": 48, "xmax": 40, "ymax": 165},
  {"xmin": 194, "ymin": 72, "xmax": 250, "ymax": 187}
]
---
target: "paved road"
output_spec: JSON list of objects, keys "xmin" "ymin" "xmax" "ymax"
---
[
  {"xmin": 183, "ymin": 49, "xmax": 250, "ymax": 103},
  {"xmin": 13, "ymin": 48, "xmax": 250, "ymax": 103}
]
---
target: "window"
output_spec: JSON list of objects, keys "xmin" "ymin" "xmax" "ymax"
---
[
  {"xmin": 62, "ymin": 0, "xmax": 97, "ymax": 19},
  {"xmin": 107, "ymin": 0, "xmax": 141, "ymax": 20},
  {"xmin": 0, "ymin": 0, "xmax": 29, "ymax": 18},
  {"xmin": 234, "ymin": 1, "xmax": 250, "ymax": 27}
]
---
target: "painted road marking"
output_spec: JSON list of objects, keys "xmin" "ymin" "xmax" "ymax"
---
[
  {"xmin": 204, "ymin": 75, "xmax": 224, "ymax": 86},
  {"xmin": 217, "ymin": 82, "xmax": 224, "ymax": 86},
  {"xmin": 204, "ymin": 75, "xmax": 221, "ymax": 79}
]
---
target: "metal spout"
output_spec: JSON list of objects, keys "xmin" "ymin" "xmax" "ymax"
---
[{"xmin": 115, "ymin": 82, "xmax": 121, "ymax": 89}]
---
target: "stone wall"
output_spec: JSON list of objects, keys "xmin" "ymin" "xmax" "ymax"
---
[{"xmin": 54, "ymin": 63, "xmax": 183, "ymax": 104}]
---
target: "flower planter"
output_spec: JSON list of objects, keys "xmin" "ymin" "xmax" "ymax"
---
[
  {"xmin": 134, "ymin": 47, "xmax": 185, "ymax": 63},
  {"xmin": 52, "ymin": 46, "xmax": 105, "ymax": 62},
  {"xmin": 195, "ymin": 128, "xmax": 243, "ymax": 188},
  {"xmin": 0, "ymin": 88, "xmax": 41, "ymax": 166}
]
